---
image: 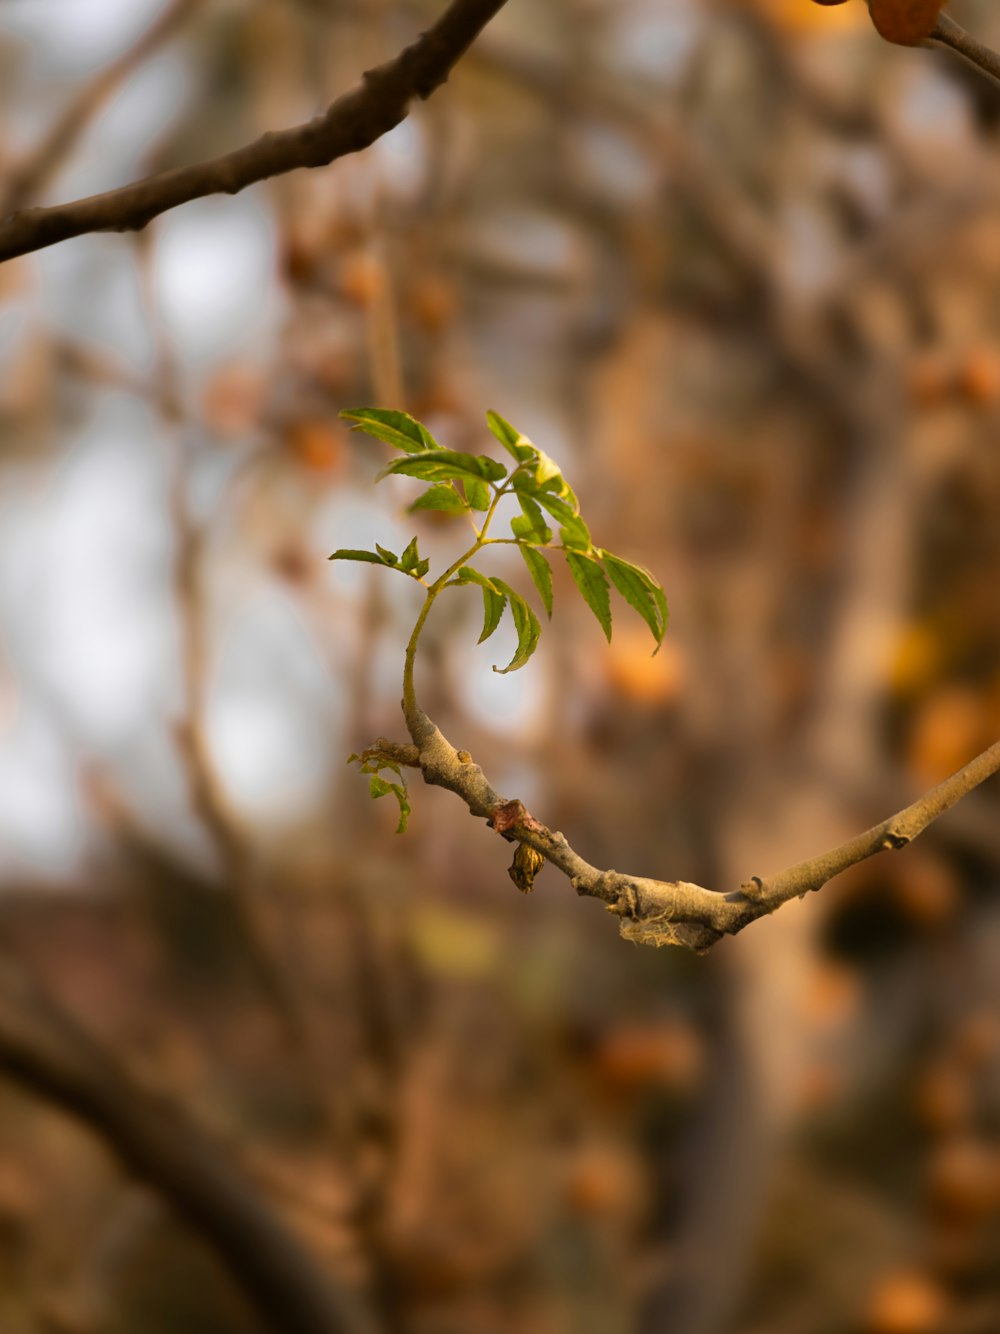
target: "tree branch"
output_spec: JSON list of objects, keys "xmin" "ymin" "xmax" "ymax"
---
[
  {"xmin": 0, "ymin": 0, "xmax": 511, "ymax": 265},
  {"xmin": 0, "ymin": 960, "xmax": 374, "ymax": 1334},
  {"xmin": 360, "ymin": 717, "xmax": 1000, "ymax": 953},
  {"xmin": 930, "ymin": 14, "xmax": 1000, "ymax": 89}
]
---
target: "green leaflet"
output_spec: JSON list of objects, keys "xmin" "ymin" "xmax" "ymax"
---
[
  {"xmin": 400, "ymin": 537, "xmax": 420, "ymax": 571},
  {"xmin": 378, "ymin": 449, "xmax": 507, "ymax": 485},
  {"xmin": 369, "ymin": 776, "xmax": 410, "ymax": 833},
  {"xmin": 340, "ymin": 407, "xmax": 439, "ymax": 454},
  {"xmin": 513, "ymin": 493, "xmax": 552, "ymax": 544},
  {"xmin": 565, "ymin": 550, "xmax": 612, "ymax": 641},
  {"xmin": 463, "ymin": 476, "xmax": 492, "ymax": 511},
  {"xmin": 485, "ymin": 410, "xmax": 536, "ymax": 462},
  {"xmin": 534, "ymin": 449, "xmax": 562, "ymax": 488},
  {"xmin": 455, "ymin": 567, "xmax": 507, "ymax": 643},
  {"xmin": 491, "ymin": 578, "xmax": 541, "ymax": 673},
  {"xmin": 558, "ymin": 514, "xmax": 592, "ymax": 552},
  {"xmin": 329, "ymin": 548, "xmax": 389, "ymax": 565},
  {"xmin": 375, "ymin": 544, "xmax": 398, "ymax": 565},
  {"xmin": 347, "ymin": 753, "xmax": 411, "ymax": 834},
  {"xmin": 519, "ymin": 544, "xmax": 553, "ymax": 618},
  {"xmin": 600, "ymin": 550, "xmax": 668, "ymax": 652},
  {"xmin": 409, "ymin": 484, "xmax": 469, "ymax": 515},
  {"xmin": 535, "ymin": 489, "xmax": 579, "ymax": 525}
]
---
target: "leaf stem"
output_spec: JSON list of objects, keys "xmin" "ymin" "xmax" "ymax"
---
[{"xmin": 402, "ymin": 479, "xmax": 509, "ymax": 723}]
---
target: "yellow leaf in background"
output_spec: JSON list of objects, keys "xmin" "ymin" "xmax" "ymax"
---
[
  {"xmin": 906, "ymin": 685, "xmax": 989, "ymax": 786},
  {"xmin": 408, "ymin": 904, "xmax": 502, "ymax": 979},
  {"xmin": 865, "ymin": 1270, "xmax": 948, "ymax": 1334},
  {"xmin": 885, "ymin": 621, "xmax": 940, "ymax": 697}
]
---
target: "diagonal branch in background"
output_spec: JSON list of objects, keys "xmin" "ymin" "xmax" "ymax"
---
[
  {"xmin": 0, "ymin": 0, "xmax": 205, "ymax": 216},
  {"xmin": 359, "ymin": 714, "xmax": 1000, "ymax": 954},
  {"xmin": 0, "ymin": 959, "xmax": 374, "ymax": 1334},
  {"xmin": 0, "ymin": 0, "xmax": 511, "ymax": 265},
  {"xmin": 930, "ymin": 13, "xmax": 1000, "ymax": 88}
]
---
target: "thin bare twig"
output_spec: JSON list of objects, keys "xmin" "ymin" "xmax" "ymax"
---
[
  {"xmin": 358, "ymin": 718, "xmax": 1000, "ymax": 953},
  {"xmin": 0, "ymin": 0, "xmax": 511, "ymax": 264}
]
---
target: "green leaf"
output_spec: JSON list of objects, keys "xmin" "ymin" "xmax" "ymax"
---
[
  {"xmin": 511, "ymin": 471, "xmax": 541, "ymax": 495},
  {"xmin": 519, "ymin": 545, "xmax": 553, "ymax": 618},
  {"xmin": 558, "ymin": 514, "xmax": 592, "ymax": 552},
  {"xmin": 368, "ymin": 774, "xmax": 410, "ymax": 833},
  {"xmin": 600, "ymin": 550, "xmax": 668, "ymax": 652},
  {"xmin": 512, "ymin": 515, "xmax": 553, "ymax": 546},
  {"xmin": 329, "ymin": 549, "xmax": 389, "ymax": 565},
  {"xmin": 378, "ymin": 449, "xmax": 506, "ymax": 486},
  {"xmin": 534, "ymin": 450, "xmax": 562, "ymax": 488},
  {"xmin": 340, "ymin": 407, "xmax": 439, "ymax": 454},
  {"xmin": 536, "ymin": 490, "xmax": 578, "ymax": 525},
  {"xmin": 409, "ymin": 484, "xmax": 469, "ymax": 515},
  {"xmin": 463, "ymin": 476, "xmax": 492, "ymax": 511},
  {"xmin": 512, "ymin": 493, "xmax": 551, "ymax": 544},
  {"xmin": 491, "ymin": 579, "xmax": 542, "ymax": 673},
  {"xmin": 375, "ymin": 544, "xmax": 398, "ymax": 565},
  {"xmin": 455, "ymin": 567, "xmax": 507, "ymax": 643},
  {"xmin": 566, "ymin": 551, "xmax": 612, "ymax": 641},
  {"xmin": 413, "ymin": 557, "xmax": 431, "ymax": 579},
  {"xmin": 486, "ymin": 410, "xmax": 536, "ymax": 462},
  {"xmin": 400, "ymin": 537, "xmax": 420, "ymax": 572}
]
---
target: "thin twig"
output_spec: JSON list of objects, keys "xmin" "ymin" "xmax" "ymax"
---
[
  {"xmin": 0, "ymin": 0, "xmax": 511, "ymax": 264},
  {"xmin": 364, "ymin": 715, "xmax": 1000, "ymax": 953}
]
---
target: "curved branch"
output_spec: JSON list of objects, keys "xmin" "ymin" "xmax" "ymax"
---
[
  {"xmin": 0, "ymin": 0, "xmax": 511, "ymax": 265},
  {"xmin": 361, "ymin": 719, "xmax": 1000, "ymax": 953}
]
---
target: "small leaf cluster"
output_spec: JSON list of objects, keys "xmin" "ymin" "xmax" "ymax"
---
[
  {"xmin": 347, "ymin": 751, "xmax": 411, "ymax": 833},
  {"xmin": 328, "ymin": 533, "xmax": 431, "ymax": 582},
  {"xmin": 331, "ymin": 407, "xmax": 668, "ymax": 677}
]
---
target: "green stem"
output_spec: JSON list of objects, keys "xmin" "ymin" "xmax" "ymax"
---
[{"xmin": 402, "ymin": 480, "xmax": 509, "ymax": 725}]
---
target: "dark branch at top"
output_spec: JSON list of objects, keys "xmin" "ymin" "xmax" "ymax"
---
[{"xmin": 0, "ymin": 0, "xmax": 511, "ymax": 265}]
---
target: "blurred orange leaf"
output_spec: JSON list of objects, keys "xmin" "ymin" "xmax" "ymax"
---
[
  {"xmin": 865, "ymin": 1269, "xmax": 947, "ymax": 1334},
  {"xmin": 869, "ymin": 0, "xmax": 946, "ymax": 46}
]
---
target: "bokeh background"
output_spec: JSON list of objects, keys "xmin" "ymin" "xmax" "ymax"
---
[{"xmin": 0, "ymin": 0, "xmax": 998, "ymax": 1331}]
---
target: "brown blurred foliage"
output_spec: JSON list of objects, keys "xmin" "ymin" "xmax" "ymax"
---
[{"xmin": 0, "ymin": 1, "xmax": 998, "ymax": 1332}]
